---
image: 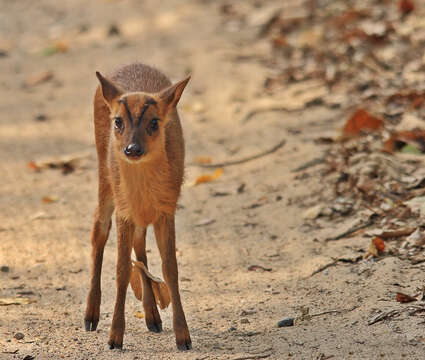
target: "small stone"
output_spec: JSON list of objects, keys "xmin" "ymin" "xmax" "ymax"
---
[
  {"xmin": 34, "ymin": 114, "xmax": 48, "ymax": 121},
  {"xmin": 302, "ymin": 205, "xmax": 323, "ymax": 220},
  {"xmin": 1, "ymin": 265, "xmax": 9, "ymax": 272},
  {"xmin": 277, "ymin": 317, "xmax": 295, "ymax": 327},
  {"xmin": 107, "ymin": 24, "xmax": 121, "ymax": 37},
  {"xmin": 14, "ymin": 332, "xmax": 24, "ymax": 340},
  {"xmin": 240, "ymin": 318, "xmax": 250, "ymax": 324}
]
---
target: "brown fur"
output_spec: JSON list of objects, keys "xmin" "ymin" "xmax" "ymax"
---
[{"xmin": 84, "ymin": 63, "xmax": 191, "ymax": 351}]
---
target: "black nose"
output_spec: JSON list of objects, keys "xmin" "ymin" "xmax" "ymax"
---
[{"xmin": 124, "ymin": 143, "xmax": 144, "ymax": 157}]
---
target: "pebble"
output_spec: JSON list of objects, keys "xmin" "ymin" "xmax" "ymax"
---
[
  {"xmin": 14, "ymin": 332, "xmax": 24, "ymax": 340},
  {"xmin": 277, "ymin": 317, "xmax": 295, "ymax": 327},
  {"xmin": 1, "ymin": 265, "xmax": 9, "ymax": 272}
]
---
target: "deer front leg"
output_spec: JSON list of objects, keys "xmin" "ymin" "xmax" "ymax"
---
[
  {"xmin": 85, "ymin": 200, "xmax": 114, "ymax": 331},
  {"xmin": 108, "ymin": 216, "xmax": 134, "ymax": 349},
  {"xmin": 133, "ymin": 226, "xmax": 162, "ymax": 333},
  {"xmin": 153, "ymin": 215, "xmax": 191, "ymax": 351}
]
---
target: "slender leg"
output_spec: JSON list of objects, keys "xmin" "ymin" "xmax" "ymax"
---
[
  {"xmin": 133, "ymin": 226, "xmax": 163, "ymax": 333},
  {"xmin": 108, "ymin": 216, "xmax": 134, "ymax": 349},
  {"xmin": 85, "ymin": 198, "xmax": 114, "ymax": 331},
  {"xmin": 153, "ymin": 215, "xmax": 191, "ymax": 350}
]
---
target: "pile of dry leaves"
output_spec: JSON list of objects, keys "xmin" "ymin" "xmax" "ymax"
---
[{"xmin": 220, "ymin": 0, "xmax": 425, "ymax": 265}]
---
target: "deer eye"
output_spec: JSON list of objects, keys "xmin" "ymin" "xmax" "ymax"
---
[
  {"xmin": 148, "ymin": 118, "xmax": 159, "ymax": 134},
  {"xmin": 114, "ymin": 117, "xmax": 123, "ymax": 130}
]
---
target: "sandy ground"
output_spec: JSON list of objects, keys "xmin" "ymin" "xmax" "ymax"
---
[{"xmin": 1, "ymin": 0, "xmax": 425, "ymax": 359}]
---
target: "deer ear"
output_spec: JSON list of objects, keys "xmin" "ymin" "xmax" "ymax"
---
[
  {"xmin": 96, "ymin": 71, "xmax": 123, "ymax": 105},
  {"xmin": 158, "ymin": 76, "xmax": 191, "ymax": 111}
]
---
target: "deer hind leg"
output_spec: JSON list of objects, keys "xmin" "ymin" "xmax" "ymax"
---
[
  {"xmin": 84, "ymin": 183, "xmax": 114, "ymax": 332},
  {"xmin": 154, "ymin": 215, "xmax": 191, "ymax": 351},
  {"xmin": 133, "ymin": 226, "xmax": 163, "ymax": 333},
  {"xmin": 108, "ymin": 215, "xmax": 134, "ymax": 349}
]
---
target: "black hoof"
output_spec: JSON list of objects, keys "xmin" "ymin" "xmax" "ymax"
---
[
  {"xmin": 108, "ymin": 341, "xmax": 122, "ymax": 350},
  {"xmin": 84, "ymin": 319, "xmax": 98, "ymax": 332},
  {"xmin": 147, "ymin": 322, "xmax": 162, "ymax": 333},
  {"xmin": 177, "ymin": 341, "xmax": 192, "ymax": 351}
]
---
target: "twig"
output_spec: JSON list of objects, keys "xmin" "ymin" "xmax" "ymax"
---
[
  {"xmin": 190, "ymin": 140, "xmax": 285, "ymax": 168},
  {"xmin": 311, "ymin": 305, "xmax": 358, "ymax": 318},
  {"xmin": 326, "ymin": 217, "xmax": 376, "ymax": 241},
  {"xmin": 232, "ymin": 354, "xmax": 271, "ymax": 360},
  {"xmin": 377, "ymin": 227, "xmax": 416, "ymax": 239},
  {"xmin": 242, "ymin": 107, "xmax": 300, "ymax": 123},
  {"xmin": 292, "ymin": 157, "xmax": 325, "ymax": 172},
  {"xmin": 309, "ymin": 259, "xmax": 338, "ymax": 276},
  {"xmin": 368, "ymin": 302, "xmax": 425, "ymax": 325}
]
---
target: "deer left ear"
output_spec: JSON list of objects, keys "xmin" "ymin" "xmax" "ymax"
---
[{"xmin": 158, "ymin": 76, "xmax": 191, "ymax": 112}]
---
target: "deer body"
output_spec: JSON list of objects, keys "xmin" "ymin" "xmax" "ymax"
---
[{"xmin": 84, "ymin": 63, "xmax": 191, "ymax": 350}]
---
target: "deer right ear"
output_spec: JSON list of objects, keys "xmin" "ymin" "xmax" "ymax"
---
[{"xmin": 96, "ymin": 71, "xmax": 123, "ymax": 105}]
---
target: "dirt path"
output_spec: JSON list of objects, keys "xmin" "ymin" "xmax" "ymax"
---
[{"xmin": 1, "ymin": 1, "xmax": 425, "ymax": 359}]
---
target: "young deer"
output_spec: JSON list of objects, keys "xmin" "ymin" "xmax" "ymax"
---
[{"xmin": 84, "ymin": 63, "xmax": 191, "ymax": 350}]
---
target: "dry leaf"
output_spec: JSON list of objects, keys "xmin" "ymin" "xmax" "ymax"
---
[
  {"xmin": 0, "ymin": 297, "xmax": 36, "ymax": 306},
  {"xmin": 131, "ymin": 260, "xmax": 171, "ymax": 310},
  {"xmin": 24, "ymin": 71, "xmax": 54, "ymax": 87},
  {"xmin": 42, "ymin": 41, "xmax": 68, "ymax": 56},
  {"xmin": 365, "ymin": 237, "xmax": 385, "ymax": 258},
  {"xmin": 373, "ymin": 237, "xmax": 385, "ymax": 253},
  {"xmin": 134, "ymin": 311, "xmax": 144, "ymax": 319},
  {"xmin": 396, "ymin": 292, "xmax": 417, "ymax": 303},
  {"xmin": 27, "ymin": 161, "xmax": 41, "ymax": 172},
  {"xmin": 28, "ymin": 150, "xmax": 91, "ymax": 174},
  {"xmin": 194, "ymin": 156, "xmax": 212, "ymax": 165},
  {"xmin": 399, "ymin": 0, "xmax": 415, "ymax": 15},
  {"xmin": 343, "ymin": 109, "xmax": 383, "ymax": 137},
  {"xmin": 384, "ymin": 130, "xmax": 425, "ymax": 153},
  {"xmin": 41, "ymin": 196, "xmax": 58, "ymax": 204},
  {"xmin": 194, "ymin": 168, "xmax": 223, "ymax": 185},
  {"xmin": 248, "ymin": 264, "xmax": 272, "ymax": 272}
]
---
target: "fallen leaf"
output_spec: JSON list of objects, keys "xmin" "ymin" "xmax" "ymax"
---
[
  {"xmin": 365, "ymin": 237, "xmax": 385, "ymax": 258},
  {"xmin": 0, "ymin": 297, "xmax": 36, "ymax": 306},
  {"xmin": 131, "ymin": 260, "xmax": 170, "ymax": 309},
  {"xmin": 302, "ymin": 205, "xmax": 323, "ymax": 220},
  {"xmin": 41, "ymin": 41, "xmax": 68, "ymax": 56},
  {"xmin": 194, "ymin": 218, "xmax": 216, "ymax": 227},
  {"xmin": 384, "ymin": 130, "xmax": 425, "ymax": 153},
  {"xmin": 406, "ymin": 228, "xmax": 425, "ymax": 247},
  {"xmin": 373, "ymin": 227, "xmax": 416, "ymax": 239},
  {"xmin": 399, "ymin": 0, "xmax": 415, "ymax": 15},
  {"xmin": 396, "ymin": 292, "xmax": 417, "ymax": 303},
  {"xmin": 194, "ymin": 168, "xmax": 223, "ymax": 185},
  {"xmin": 134, "ymin": 311, "xmax": 144, "ymax": 319},
  {"xmin": 24, "ymin": 71, "xmax": 54, "ymax": 87},
  {"xmin": 27, "ymin": 161, "xmax": 41, "ymax": 172},
  {"xmin": 194, "ymin": 156, "xmax": 212, "ymax": 165},
  {"xmin": 248, "ymin": 265, "xmax": 272, "ymax": 272},
  {"xmin": 401, "ymin": 144, "xmax": 422, "ymax": 154},
  {"xmin": 387, "ymin": 91, "xmax": 425, "ymax": 109},
  {"xmin": 41, "ymin": 196, "xmax": 58, "ymax": 204},
  {"xmin": 28, "ymin": 150, "xmax": 91, "ymax": 174},
  {"xmin": 373, "ymin": 237, "xmax": 385, "ymax": 252},
  {"xmin": 342, "ymin": 109, "xmax": 384, "ymax": 137}
]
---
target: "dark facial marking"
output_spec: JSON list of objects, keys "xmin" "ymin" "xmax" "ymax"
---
[
  {"xmin": 118, "ymin": 98, "xmax": 133, "ymax": 125},
  {"xmin": 136, "ymin": 98, "xmax": 157, "ymax": 127}
]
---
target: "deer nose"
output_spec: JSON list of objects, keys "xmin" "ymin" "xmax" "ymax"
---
[{"xmin": 124, "ymin": 143, "xmax": 144, "ymax": 157}]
